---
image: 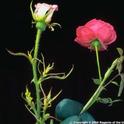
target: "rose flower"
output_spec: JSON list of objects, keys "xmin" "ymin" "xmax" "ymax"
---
[{"xmin": 75, "ymin": 19, "xmax": 117, "ymax": 50}]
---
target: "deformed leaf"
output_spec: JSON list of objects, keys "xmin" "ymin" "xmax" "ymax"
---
[
  {"xmin": 97, "ymin": 97, "xmax": 112, "ymax": 105},
  {"xmin": 97, "ymin": 97, "xmax": 122, "ymax": 106},
  {"xmin": 118, "ymin": 73, "xmax": 124, "ymax": 97},
  {"xmin": 108, "ymin": 99, "xmax": 122, "ymax": 107},
  {"xmin": 116, "ymin": 56, "xmax": 124, "ymax": 73},
  {"xmin": 117, "ymin": 47, "xmax": 123, "ymax": 56},
  {"xmin": 7, "ymin": 49, "xmax": 28, "ymax": 58},
  {"xmin": 92, "ymin": 78, "xmax": 101, "ymax": 85},
  {"xmin": 116, "ymin": 63, "xmax": 123, "ymax": 73},
  {"xmin": 50, "ymin": 119, "xmax": 54, "ymax": 124},
  {"xmin": 47, "ymin": 88, "xmax": 52, "ymax": 101},
  {"xmin": 111, "ymin": 81, "xmax": 119, "ymax": 86},
  {"xmin": 49, "ymin": 90, "xmax": 62, "ymax": 103},
  {"xmin": 49, "ymin": 23, "xmax": 61, "ymax": 31},
  {"xmin": 104, "ymin": 59, "xmax": 118, "ymax": 80}
]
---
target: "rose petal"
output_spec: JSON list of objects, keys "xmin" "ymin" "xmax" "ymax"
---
[{"xmin": 75, "ymin": 26, "xmax": 96, "ymax": 48}]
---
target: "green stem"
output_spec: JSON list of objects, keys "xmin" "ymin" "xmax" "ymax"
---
[
  {"xmin": 95, "ymin": 45, "xmax": 102, "ymax": 82},
  {"xmin": 80, "ymin": 58, "xmax": 118, "ymax": 114},
  {"xmin": 33, "ymin": 29, "xmax": 42, "ymax": 81},
  {"xmin": 80, "ymin": 78, "xmax": 105, "ymax": 113},
  {"xmin": 32, "ymin": 29, "xmax": 42, "ymax": 123}
]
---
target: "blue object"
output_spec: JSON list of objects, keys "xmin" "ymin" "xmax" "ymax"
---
[
  {"xmin": 60, "ymin": 113, "xmax": 95, "ymax": 124},
  {"xmin": 55, "ymin": 98, "xmax": 83, "ymax": 120},
  {"xmin": 55, "ymin": 98, "xmax": 95, "ymax": 123},
  {"xmin": 60, "ymin": 115, "xmax": 81, "ymax": 124},
  {"xmin": 79, "ymin": 112, "xmax": 95, "ymax": 122}
]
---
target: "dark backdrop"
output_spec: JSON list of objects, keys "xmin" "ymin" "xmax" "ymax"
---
[{"xmin": 0, "ymin": 0, "xmax": 124, "ymax": 123}]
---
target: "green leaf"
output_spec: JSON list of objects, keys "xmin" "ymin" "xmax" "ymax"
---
[
  {"xmin": 118, "ymin": 73, "xmax": 124, "ymax": 97},
  {"xmin": 92, "ymin": 78, "xmax": 101, "ymax": 85},
  {"xmin": 117, "ymin": 47, "xmax": 123, "ymax": 56}
]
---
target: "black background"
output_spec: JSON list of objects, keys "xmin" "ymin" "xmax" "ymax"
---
[{"xmin": 0, "ymin": 0, "xmax": 124, "ymax": 123}]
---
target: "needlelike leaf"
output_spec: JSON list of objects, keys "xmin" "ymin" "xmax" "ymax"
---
[
  {"xmin": 47, "ymin": 88, "xmax": 52, "ymax": 101},
  {"xmin": 42, "ymin": 65, "xmax": 74, "ymax": 81},
  {"xmin": 117, "ymin": 47, "xmax": 123, "ymax": 56},
  {"xmin": 49, "ymin": 23, "xmax": 61, "ymax": 31},
  {"xmin": 92, "ymin": 78, "xmax": 101, "ymax": 85},
  {"xmin": 118, "ymin": 73, "xmax": 124, "ymax": 97},
  {"xmin": 49, "ymin": 90, "xmax": 62, "ymax": 103},
  {"xmin": 111, "ymin": 81, "xmax": 119, "ymax": 86},
  {"xmin": 7, "ymin": 49, "xmax": 28, "ymax": 58}
]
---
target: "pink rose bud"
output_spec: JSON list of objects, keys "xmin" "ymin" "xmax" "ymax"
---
[
  {"xmin": 75, "ymin": 19, "xmax": 117, "ymax": 50},
  {"xmin": 33, "ymin": 3, "xmax": 58, "ymax": 23}
]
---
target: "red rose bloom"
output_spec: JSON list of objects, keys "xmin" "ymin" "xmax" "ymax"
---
[{"xmin": 75, "ymin": 19, "xmax": 117, "ymax": 50}]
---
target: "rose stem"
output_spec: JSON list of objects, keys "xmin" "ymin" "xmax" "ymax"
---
[
  {"xmin": 32, "ymin": 29, "xmax": 42, "ymax": 123},
  {"xmin": 80, "ymin": 40, "xmax": 103, "ymax": 114},
  {"xmin": 94, "ymin": 42, "xmax": 102, "ymax": 82},
  {"xmin": 80, "ymin": 53, "xmax": 118, "ymax": 113}
]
